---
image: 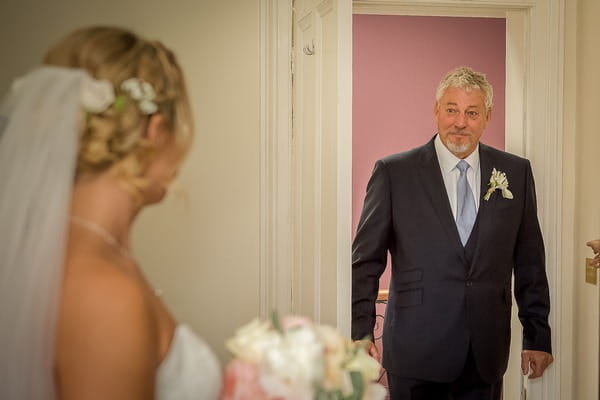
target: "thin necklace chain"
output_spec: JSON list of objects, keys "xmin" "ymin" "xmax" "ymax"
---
[
  {"xmin": 69, "ymin": 216, "xmax": 131, "ymax": 260},
  {"xmin": 68, "ymin": 216, "xmax": 162, "ymax": 297}
]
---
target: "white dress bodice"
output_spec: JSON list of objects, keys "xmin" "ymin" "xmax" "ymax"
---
[{"xmin": 155, "ymin": 324, "xmax": 222, "ymax": 400}]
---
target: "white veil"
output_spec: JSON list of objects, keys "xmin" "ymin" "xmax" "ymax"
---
[{"xmin": 0, "ymin": 66, "xmax": 88, "ymax": 399}]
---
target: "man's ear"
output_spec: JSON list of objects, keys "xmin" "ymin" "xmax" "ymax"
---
[
  {"xmin": 486, "ymin": 108, "xmax": 492, "ymax": 122},
  {"xmin": 144, "ymin": 114, "xmax": 168, "ymax": 146},
  {"xmin": 433, "ymin": 102, "xmax": 439, "ymax": 118}
]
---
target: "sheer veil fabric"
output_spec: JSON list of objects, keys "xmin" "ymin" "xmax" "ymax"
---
[{"xmin": 0, "ymin": 67, "xmax": 87, "ymax": 399}]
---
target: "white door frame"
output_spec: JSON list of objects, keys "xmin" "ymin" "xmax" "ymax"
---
[
  {"xmin": 260, "ymin": 0, "xmax": 567, "ymax": 399},
  {"xmin": 259, "ymin": 0, "xmax": 294, "ymax": 321}
]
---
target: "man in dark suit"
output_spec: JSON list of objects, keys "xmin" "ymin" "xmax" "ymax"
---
[{"xmin": 352, "ymin": 67, "xmax": 553, "ymax": 399}]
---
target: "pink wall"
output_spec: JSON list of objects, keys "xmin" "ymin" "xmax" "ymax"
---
[
  {"xmin": 352, "ymin": 15, "xmax": 506, "ymax": 378},
  {"xmin": 353, "ymin": 14, "xmax": 506, "ymax": 236},
  {"xmin": 353, "ymin": 14, "xmax": 506, "ymax": 250}
]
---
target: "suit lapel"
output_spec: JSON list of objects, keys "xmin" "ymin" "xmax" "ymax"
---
[
  {"xmin": 467, "ymin": 144, "xmax": 498, "ymax": 274},
  {"xmin": 418, "ymin": 139, "xmax": 466, "ymax": 259}
]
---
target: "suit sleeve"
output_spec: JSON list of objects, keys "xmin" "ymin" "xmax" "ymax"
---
[
  {"xmin": 513, "ymin": 161, "xmax": 552, "ymax": 353},
  {"xmin": 352, "ymin": 160, "xmax": 392, "ymax": 341}
]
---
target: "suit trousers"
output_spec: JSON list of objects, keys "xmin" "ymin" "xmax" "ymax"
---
[{"xmin": 387, "ymin": 345, "xmax": 503, "ymax": 400}]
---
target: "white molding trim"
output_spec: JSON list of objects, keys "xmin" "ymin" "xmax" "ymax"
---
[
  {"xmin": 504, "ymin": 9, "xmax": 527, "ymax": 156},
  {"xmin": 558, "ymin": 2, "xmax": 576, "ymax": 398},
  {"xmin": 336, "ymin": 0, "xmax": 354, "ymax": 337},
  {"xmin": 504, "ymin": 9, "xmax": 528, "ymax": 400},
  {"xmin": 313, "ymin": 2, "xmax": 324, "ymax": 323},
  {"xmin": 353, "ymin": 0, "xmax": 531, "ymax": 16},
  {"xmin": 522, "ymin": 0, "xmax": 565, "ymax": 398},
  {"xmin": 259, "ymin": 0, "xmax": 293, "ymax": 319}
]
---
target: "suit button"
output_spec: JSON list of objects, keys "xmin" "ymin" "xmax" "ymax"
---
[{"xmin": 466, "ymin": 281, "xmax": 473, "ymax": 287}]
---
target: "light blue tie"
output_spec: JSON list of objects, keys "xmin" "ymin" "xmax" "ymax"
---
[{"xmin": 456, "ymin": 160, "xmax": 476, "ymax": 246}]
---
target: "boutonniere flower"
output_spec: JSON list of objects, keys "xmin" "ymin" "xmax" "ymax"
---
[{"xmin": 483, "ymin": 168, "xmax": 514, "ymax": 201}]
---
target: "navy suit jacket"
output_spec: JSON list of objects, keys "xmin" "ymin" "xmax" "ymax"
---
[{"xmin": 351, "ymin": 137, "xmax": 552, "ymax": 383}]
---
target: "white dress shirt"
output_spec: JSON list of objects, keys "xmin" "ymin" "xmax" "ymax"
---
[{"xmin": 434, "ymin": 134, "xmax": 480, "ymax": 220}]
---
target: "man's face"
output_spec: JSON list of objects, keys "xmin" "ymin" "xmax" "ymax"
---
[{"xmin": 434, "ymin": 86, "xmax": 491, "ymax": 159}]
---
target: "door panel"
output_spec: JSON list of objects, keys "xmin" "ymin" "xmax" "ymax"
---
[{"xmin": 291, "ymin": 0, "xmax": 352, "ymax": 328}]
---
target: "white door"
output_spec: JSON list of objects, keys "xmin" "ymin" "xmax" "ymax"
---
[{"xmin": 291, "ymin": 0, "xmax": 352, "ymax": 333}]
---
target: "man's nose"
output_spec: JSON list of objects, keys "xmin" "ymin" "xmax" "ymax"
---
[{"xmin": 453, "ymin": 112, "xmax": 467, "ymax": 128}]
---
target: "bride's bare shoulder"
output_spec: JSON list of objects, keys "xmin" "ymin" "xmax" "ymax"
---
[
  {"xmin": 59, "ymin": 254, "xmax": 155, "ymax": 334},
  {"xmin": 56, "ymin": 256, "xmax": 159, "ymax": 398}
]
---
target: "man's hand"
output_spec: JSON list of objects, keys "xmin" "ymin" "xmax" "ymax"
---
[
  {"xmin": 587, "ymin": 240, "xmax": 600, "ymax": 267},
  {"xmin": 586, "ymin": 239, "xmax": 600, "ymax": 254},
  {"xmin": 592, "ymin": 254, "xmax": 600, "ymax": 268},
  {"xmin": 521, "ymin": 350, "xmax": 553, "ymax": 379},
  {"xmin": 356, "ymin": 339, "xmax": 380, "ymax": 362}
]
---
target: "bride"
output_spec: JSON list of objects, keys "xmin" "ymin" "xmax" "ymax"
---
[{"xmin": 0, "ymin": 26, "xmax": 222, "ymax": 399}]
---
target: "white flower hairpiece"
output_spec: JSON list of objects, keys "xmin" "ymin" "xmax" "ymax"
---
[
  {"xmin": 79, "ymin": 76, "xmax": 158, "ymax": 115},
  {"xmin": 80, "ymin": 76, "xmax": 115, "ymax": 113},
  {"xmin": 483, "ymin": 168, "xmax": 514, "ymax": 201},
  {"xmin": 120, "ymin": 78, "xmax": 158, "ymax": 114}
]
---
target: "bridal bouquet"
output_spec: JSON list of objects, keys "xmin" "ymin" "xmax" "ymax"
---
[{"xmin": 221, "ymin": 313, "xmax": 386, "ymax": 400}]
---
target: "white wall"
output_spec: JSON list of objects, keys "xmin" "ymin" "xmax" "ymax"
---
[{"xmin": 0, "ymin": 0, "xmax": 262, "ymax": 362}]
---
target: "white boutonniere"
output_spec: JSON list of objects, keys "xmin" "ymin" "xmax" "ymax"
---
[{"xmin": 483, "ymin": 168, "xmax": 514, "ymax": 201}]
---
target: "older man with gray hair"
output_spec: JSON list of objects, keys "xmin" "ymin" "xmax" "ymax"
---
[{"xmin": 352, "ymin": 66, "xmax": 553, "ymax": 399}]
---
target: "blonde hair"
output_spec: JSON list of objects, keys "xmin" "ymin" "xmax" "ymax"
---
[
  {"xmin": 43, "ymin": 26, "xmax": 193, "ymax": 202},
  {"xmin": 435, "ymin": 66, "xmax": 493, "ymax": 109}
]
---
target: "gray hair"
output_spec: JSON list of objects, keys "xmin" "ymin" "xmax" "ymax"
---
[{"xmin": 435, "ymin": 66, "xmax": 493, "ymax": 109}]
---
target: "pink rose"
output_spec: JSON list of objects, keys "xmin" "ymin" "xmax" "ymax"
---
[{"xmin": 221, "ymin": 359, "xmax": 271, "ymax": 400}]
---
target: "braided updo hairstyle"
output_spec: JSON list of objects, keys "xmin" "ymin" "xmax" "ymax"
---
[{"xmin": 43, "ymin": 26, "xmax": 193, "ymax": 202}]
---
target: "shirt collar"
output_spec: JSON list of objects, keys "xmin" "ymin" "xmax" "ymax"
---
[{"xmin": 434, "ymin": 133, "xmax": 480, "ymax": 173}]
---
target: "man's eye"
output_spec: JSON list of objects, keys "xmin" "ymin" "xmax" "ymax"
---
[
  {"xmin": 467, "ymin": 111, "xmax": 479, "ymax": 118},
  {"xmin": 446, "ymin": 108, "xmax": 457, "ymax": 114}
]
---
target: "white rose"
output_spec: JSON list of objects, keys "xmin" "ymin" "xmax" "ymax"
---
[
  {"xmin": 120, "ymin": 78, "xmax": 158, "ymax": 114},
  {"xmin": 259, "ymin": 373, "xmax": 314, "ymax": 400},
  {"xmin": 139, "ymin": 99, "xmax": 158, "ymax": 115},
  {"xmin": 225, "ymin": 318, "xmax": 279, "ymax": 363},
  {"xmin": 345, "ymin": 346, "xmax": 382, "ymax": 382},
  {"xmin": 317, "ymin": 325, "xmax": 349, "ymax": 391},
  {"xmin": 264, "ymin": 325, "xmax": 323, "ymax": 384},
  {"xmin": 80, "ymin": 77, "xmax": 115, "ymax": 113},
  {"xmin": 140, "ymin": 80, "xmax": 156, "ymax": 100},
  {"xmin": 120, "ymin": 78, "xmax": 144, "ymax": 99},
  {"xmin": 364, "ymin": 383, "xmax": 388, "ymax": 400}
]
